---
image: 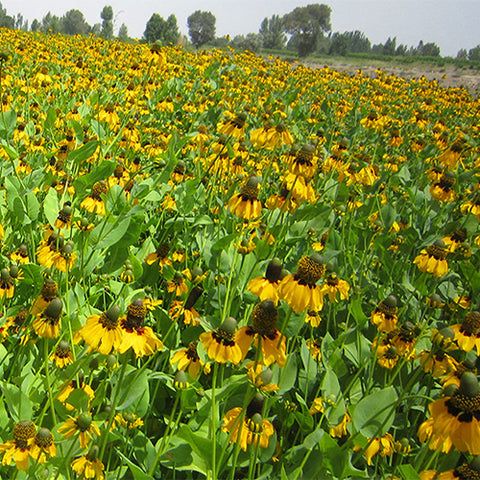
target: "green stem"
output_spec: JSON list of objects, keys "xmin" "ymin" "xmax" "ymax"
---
[
  {"xmin": 99, "ymin": 352, "xmax": 129, "ymax": 460},
  {"xmin": 44, "ymin": 339, "xmax": 57, "ymax": 425},
  {"xmin": 210, "ymin": 362, "xmax": 219, "ymax": 480},
  {"xmin": 148, "ymin": 391, "xmax": 181, "ymax": 476}
]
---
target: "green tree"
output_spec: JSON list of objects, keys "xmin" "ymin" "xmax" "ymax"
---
[
  {"xmin": 328, "ymin": 30, "xmax": 370, "ymax": 56},
  {"xmin": 100, "ymin": 5, "xmax": 114, "ymax": 40},
  {"xmin": 0, "ymin": 2, "xmax": 14, "ymax": 29},
  {"xmin": 456, "ymin": 49, "xmax": 467, "ymax": 60},
  {"xmin": 41, "ymin": 12, "xmax": 61, "ymax": 33},
  {"xmin": 414, "ymin": 41, "xmax": 440, "ymax": 57},
  {"xmin": 469, "ymin": 45, "xmax": 480, "ymax": 61},
  {"xmin": 15, "ymin": 13, "xmax": 28, "ymax": 31},
  {"xmin": 31, "ymin": 19, "xmax": 40, "ymax": 32},
  {"xmin": 382, "ymin": 37, "xmax": 396, "ymax": 55},
  {"xmin": 259, "ymin": 15, "xmax": 286, "ymax": 50},
  {"xmin": 144, "ymin": 13, "xmax": 179, "ymax": 45},
  {"xmin": 118, "ymin": 23, "xmax": 129, "ymax": 42},
  {"xmin": 165, "ymin": 15, "xmax": 180, "ymax": 44},
  {"xmin": 187, "ymin": 10, "xmax": 216, "ymax": 48},
  {"xmin": 328, "ymin": 32, "xmax": 349, "ymax": 56},
  {"xmin": 61, "ymin": 9, "xmax": 90, "ymax": 35},
  {"xmin": 231, "ymin": 33, "xmax": 262, "ymax": 53},
  {"xmin": 282, "ymin": 4, "xmax": 331, "ymax": 57}
]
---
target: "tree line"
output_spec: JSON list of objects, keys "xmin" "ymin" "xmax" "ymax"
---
[{"xmin": 0, "ymin": 1, "xmax": 479, "ymax": 61}]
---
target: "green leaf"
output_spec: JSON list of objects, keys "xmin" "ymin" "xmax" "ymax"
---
[
  {"xmin": 26, "ymin": 191, "xmax": 39, "ymax": 222},
  {"xmin": 278, "ymin": 352, "xmax": 298, "ymax": 394},
  {"xmin": 0, "ymin": 110, "xmax": 17, "ymax": 137},
  {"xmin": 73, "ymin": 160, "xmax": 115, "ymax": 199},
  {"xmin": 397, "ymin": 464, "xmax": 421, "ymax": 480},
  {"xmin": 44, "ymin": 187, "xmax": 59, "ymax": 227},
  {"xmin": 379, "ymin": 204, "xmax": 396, "ymax": 230},
  {"xmin": 1, "ymin": 382, "xmax": 33, "ymax": 420},
  {"xmin": 44, "ymin": 107, "xmax": 57, "ymax": 131},
  {"xmin": 1, "ymin": 141, "xmax": 19, "ymax": 160},
  {"xmin": 93, "ymin": 217, "xmax": 131, "ymax": 250},
  {"xmin": 303, "ymin": 424, "xmax": 324, "ymax": 450},
  {"xmin": 69, "ymin": 141, "xmax": 100, "ymax": 163},
  {"xmin": 352, "ymin": 386, "xmax": 398, "ymax": 438},
  {"xmin": 318, "ymin": 434, "xmax": 367, "ymax": 478},
  {"xmin": 116, "ymin": 368, "xmax": 150, "ymax": 415},
  {"xmin": 176, "ymin": 425, "xmax": 212, "ymax": 473},
  {"xmin": 212, "ymin": 233, "xmax": 236, "ymax": 252},
  {"xmin": 116, "ymin": 450, "xmax": 153, "ymax": 480},
  {"xmin": 349, "ymin": 296, "xmax": 368, "ymax": 326}
]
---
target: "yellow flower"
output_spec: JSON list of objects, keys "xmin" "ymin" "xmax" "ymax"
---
[
  {"xmin": 118, "ymin": 299, "xmax": 163, "ymax": 357},
  {"xmin": 450, "ymin": 311, "xmax": 480, "ymax": 353},
  {"xmin": 247, "ymin": 258, "xmax": 283, "ymax": 305},
  {"xmin": 278, "ymin": 254, "xmax": 325, "ymax": 313},
  {"xmin": 217, "ymin": 112, "xmax": 246, "ymax": 139},
  {"xmin": 370, "ymin": 296, "xmax": 398, "ymax": 333},
  {"xmin": 319, "ymin": 273, "xmax": 350, "ymax": 302},
  {"xmin": 167, "ymin": 272, "xmax": 189, "ymax": 296},
  {"xmin": 200, "ymin": 317, "xmax": 243, "ymax": 365},
  {"xmin": 50, "ymin": 340, "xmax": 74, "ymax": 368},
  {"xmin": 228, "ymin": 176, "xmax": 262, "ymax": 220},
  {"xmin": 305, "ymin": 338, "xmax": 322, "ymax": 361},
  {"xmin": 57, "ymin": 379, "xmax": 95, "ymax": 412},
  {"xmin": 31, "ymin": 278, "xmax": 58, "ymax": 315},
  {"xmin": 309, "ymin": 397, "xmax": 325, "ymax": 415},
  {"xmin": 58, "ymin": 413, "xmax": 100, "ymax": 449},
  {"xmin": 113, "ymin": 413, "xmax": 144, "ymax": 430},
  {"xmin": 0, "ymin": 420, "xmax": 36, "ymax": 471},
  {"xmin": 424, "ymin": 372, "xmax": 480, "ymax": 455},
  {"xmin": 171, "ymin": 341, "xmax": 204, "ymax": 378},
  {"xmin": 222, "ymin": 395, "xmax": 274, "ymax": 452},
  {"xmin": 245, "ymin": 361, "xmax": 278, "ymax": 391},
  {"xmin": 33, "ymin": 297, "xmax": 63, "ymax": 338},
  {"xmin": 75, "ymin": 305, "xmax": 124, "ymax": 355},
  {"xmin": 354, "ymin": 433, "xmax": 395, "ymax": 465},
  {"xmin": 414, "ymin": 240, "xmax": 448, "ymax": 277},
  {"xmin": 71, "ymin": 447, "xmax": 105, "ymax": 480},
  {"xmin": 305, "ymin": 310, "xmax": 322, "ymax": 327},
  {"xmin": 10, "ymin": 244, "xmax": 30, "ymax": 264},
  {"xmin": 236, "ymin": 301, "xmax": 286, "ymax": 367},
  {"xmin": 145, "ymin": 243, "xmax": 172, "ymax": 272},
  {"xmin": 80, "ymin": 181, "xmax": 107, "ymax": 215},
  {"xmin": 330, "ymin": 412, "xmax": 351, "ymax": 438},
  {"xmin": 29, "ymin": 428, "xmax": 56, "ymax": 465}
]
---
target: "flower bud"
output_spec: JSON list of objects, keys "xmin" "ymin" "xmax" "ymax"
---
[{"xmin": 459, "ymin": 371, "xmax": 479, "ymax": 397}]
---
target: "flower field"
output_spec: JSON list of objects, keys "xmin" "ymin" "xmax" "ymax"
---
[{"xmin": 0, "ymin": 27, "xmax": 479, "ymax": 479}]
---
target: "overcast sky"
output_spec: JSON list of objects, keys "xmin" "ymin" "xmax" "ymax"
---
[{"xmin": 3, "ymin": 0, "xmax": 479, "ymax": 57}]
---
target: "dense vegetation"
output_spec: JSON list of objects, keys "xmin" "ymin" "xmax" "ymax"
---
[{"xmin": 0, "ymin": 26, "xmax": 478, "ymax": 480}]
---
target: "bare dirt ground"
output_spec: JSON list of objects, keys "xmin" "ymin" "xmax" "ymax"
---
[{"xmin": 302, "ymin": 57, "xmax": 480, "ymax": 95}]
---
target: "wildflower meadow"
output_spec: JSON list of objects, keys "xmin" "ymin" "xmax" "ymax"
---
[{"xmin": 0, "ymin": 27, "xmax": 479, "ymax": 480}]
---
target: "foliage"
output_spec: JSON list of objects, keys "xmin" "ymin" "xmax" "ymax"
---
[
  {"xmin": 187, "ymin": 10, "xmax": 216, "ymax": 48},
  {"xmin": 329, "ymin": 30, "xmax": 371, "ymax": 56},
  {"xmin": 415, "ymin": 40, "xmax": 441, "ymax": 57},
  {"xmin": 118, "ymin": 23, "xmax": 129, "ymax": 42},
  {"xmin": 283, "ymin": 3, "xmax": 331, "ymax": 56},
  {"xmin": 469, "ymin": 44, "xmax": 480, "ymax": 61},
  {"xmin": 61, "ymin": 9, "xmax": 91, "ymax": 36},
  {"xmin": 0, "ymin": 1, "xmax": 13, "ymax": 29},
  {"xmin": 259, "ymin": 15, "xmax": 286, "ymax": 50},
  {"xmin": 231, "ymin": 33, "xmax": 262, "ymax": 53},
  {"xmin": 40, "ymin": 12, "xmax": 62, "ymax": 34},
  {"xmin": 144, "ymin": 13, "xmax": 179, "ymax": 45},
  {"xmin": 456, "ymin": 48, "xmax": 468, "ymax": 60},
  {"xmin": 100, "ymin": 6, "xmax": 114, "ymax": 40},
  {"xmin": 0, "ymin": 26, "xmax": 477, "ymax": 480}
]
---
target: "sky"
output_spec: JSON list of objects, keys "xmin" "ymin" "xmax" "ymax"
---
[{"xmin": 2, "ymin": 0, "xmax": 479, "ymax": 57}]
